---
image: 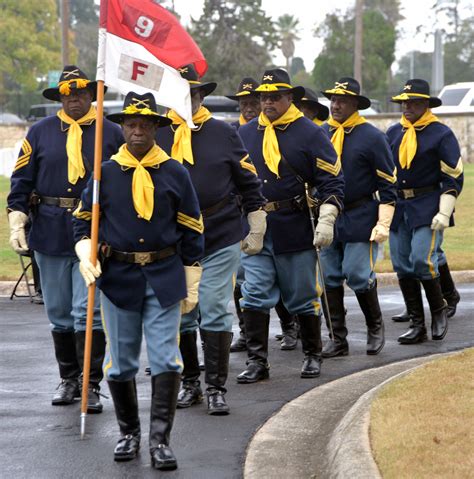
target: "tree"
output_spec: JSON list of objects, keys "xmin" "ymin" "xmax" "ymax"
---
[
  {"xmin": 68, "ymin": 0, "xmax": 99, "ymax": 78},
  {"xmin": 275, "ymin": 14, "xmax": 300, "ymax": 72},
  {"xmin": 291, "ymin": 57, "xmax": 306, "ymax": 77},
  {"xmin": 0, "ymin": 0, "xmax": 62, "ymax": 93},
  {"xmin": 393, "ymin": 51, "xmax": 432, "ymax": 90},
  {"xmin": 312, "ymin": 2, "xmax": 399, "ymax": 106},
  {"xmin": 188, "ymin": 0, "xmax": 278, "ymax": 94}
]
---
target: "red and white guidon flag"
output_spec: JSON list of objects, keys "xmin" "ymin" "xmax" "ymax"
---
[{"xmin": 98, "ymin": 0, "xmax": 207, "ymax": 126}]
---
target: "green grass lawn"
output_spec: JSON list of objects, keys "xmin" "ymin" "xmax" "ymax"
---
[{"xmin": 1, "ymin": 165, "xmax": 473, "ymax": 280}]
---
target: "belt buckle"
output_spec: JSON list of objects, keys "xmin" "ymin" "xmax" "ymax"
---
[
  {"xmin": 135, "ymin": 252, "xmax": 152, "ymax": 266},
  {"xmin": 264, "ymin": 202, "xmax": 276, "ymax": 212},
  {"xmin": 60, "ymin": 197, "xmax": 77, "ymax": 208},
  {"xmin": 403, "ymin": 188, "xmax": 415, "ymax": 199}
]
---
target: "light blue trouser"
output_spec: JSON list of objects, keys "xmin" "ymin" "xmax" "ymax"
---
[
  {"xmin": 320, "ymin": 241, "xmax": 378, "ymax": 292},
  {"xmin": 101, "ymin": 283, "xmax": 182, "ymax": 381},
  {"xmin": 437, "ymin": 232, "xmax": 447, "ymax": 266},
  {"xmin": 34, "ymin": 251, "xmax": 101, "ymax": 332},
  {"xmin": 181, "ymin": 242, "xmax": 241, "ymax": 334},
  {"xmin": 240, "ymin": 234, "xmax": 319, "ymax": 315},
  {"xmin": 389, "ymin": 215, "xmax": 442, "ymax": 280}
]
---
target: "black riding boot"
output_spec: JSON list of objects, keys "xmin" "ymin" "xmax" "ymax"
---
[
  {"xmin": 236, "ymin": 310, "xmax": 270, "ymax": 383},
  {"xmin": 438, "ymin": 262, "xmax": 460, "ymax": 318},
  {"xmin": 298, "ymin": 314, "xmax": 322, "ymax": 378},
  {"xmin": 391, "ymin": 309, "xmax": 411, "ymax": 322},
  {"xmin": 355, "ymin": 284, "xmax": 385, "ymax": 355},
  {"xmin": 75, "ymin": 330, "xmax": 106, "ymax": 413},
  {"xmin": 276, "ymin": 299, "xmax": 298, "ymax": 350},
  {"xmin": 421, "ymin": 277, "xmax": 448, "ymax": 340},
  {"xmin": 51, "ymin": 331, "xmax": 81, "ymax": 405},
  {"xmin": 230, "ymin": 285, "xmax": 247, "ymax": 352},
  {"xmin": 200, "ymin": 329, "xmax": 233, "ymax": 415},
  {"xmin": 398, "ymin": 277, "xmax": 427, "ymax": 344},
  {"xmin": 150, "ymin": 372, "xmax": 180, "ymax": 471},
  {"xmin": 321, "ymin": 286, "xmax": 349, "ymax": 357},
  {"xmin": 108, "ymin": 379, "xmax": 141, "ymax": 461},
  {"xmin": 176, "ymin": 331, "xmax": 202, "ymax": 408}
]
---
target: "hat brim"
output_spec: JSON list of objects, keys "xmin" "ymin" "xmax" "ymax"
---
[
  {"xmin": 321, "ymin": 91, "xmax": 371, "ymax": 110},
  {"xmin": 300, "ymin": 99, "xmax": 330, "ymax": 121},
  {"xmin": 225, "ymin": 92, "xmax": 260, "ymax": 101},
  {"xmin": 42, "ymin": 81, "xmax": 106, "ymax": 103},
  {"xmin": 255, "ymin": 85, "xmax": 306, "ymax": 102},
  {"xmin": 390, "ymin": 96, "xmax": 442, "ymax": 108},
  {"xmin": 190, "ymin": 82, "xmax": 217, "ymax": 97},
  {"xmin": 106, "ymin": 112, "xmax": 172, "ymax": 127}
]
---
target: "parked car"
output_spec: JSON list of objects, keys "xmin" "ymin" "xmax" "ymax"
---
[
  {"xmin": 0, "ymin": 112, "xmax": 25, "ymax": 124},
  {"xmin": 27, "ymin": 100, "xmax": 127, "ymax": 122},
  {"xmin": 433, "ymin": 82, "xmax": 474, "ymax": 113}
]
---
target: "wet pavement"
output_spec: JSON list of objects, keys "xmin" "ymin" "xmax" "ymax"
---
[{"xmin": 1, "ymin": 285, "xmax": 473, "ymax": 479}]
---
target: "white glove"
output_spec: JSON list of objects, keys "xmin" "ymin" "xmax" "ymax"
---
[
  {"xmin": 370, "ymin": 204, "xmax": 395, "ymax": 243},
  {"xmin": 242, "ymin": 209, "xmax": 267, "ymax": 255},
  {"xmin": 75, "ymin": 238, "xmax": 101, "ymax": 286},
  {"xmin": 431, "ymin": 193, "xmax": 456, "ymax": 231},
  {"xmin": 8, "ymin": 210, "xmax": 29, "ymax": 253},
  {"xmin": 314, "ymin": 203, "xmax": 339, "ymax": 248},
  {"xmin": 181, "ymin": 264, "xmax": 203, "ymax": 314}
]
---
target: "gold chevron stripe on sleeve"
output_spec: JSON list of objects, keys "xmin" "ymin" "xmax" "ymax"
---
[
  {"xmin": 376, "ymin": 168, "xmax": 397, "ymax": 184},
  {"xmin": 240, "ymin": 155, "xmax": 257, "ymax": 175},
  {"xmin": 316, "ymin": 157, "xmax": 341, "ymax": 176},
  {"xmin": 72, "ymin": 201, "xmax": 92, "ymax": 221},
  {"xmin": 13, "ymin": 140, "xmax": 33, "ymax": 171},
  {"xmin": 177, "ymin": 212, "xmax": 204, "ymax": 234},
  {"xmin": 440, "ymin": 157, "xmax": 463, "ymax": 179}
]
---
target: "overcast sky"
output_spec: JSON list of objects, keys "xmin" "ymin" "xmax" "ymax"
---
[{"xmin": 170, "ymin": 0, "xmax": 472, "ymax": 72}]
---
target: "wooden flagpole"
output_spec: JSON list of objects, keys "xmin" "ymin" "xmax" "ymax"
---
[{"xmin": 80, "ymin": 79, "xmax": 105, "ymax": 438}]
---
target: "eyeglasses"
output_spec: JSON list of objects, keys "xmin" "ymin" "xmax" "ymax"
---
[{"xmin": 260, "ymin": 93, "xmax": 284, "ymax": 103}]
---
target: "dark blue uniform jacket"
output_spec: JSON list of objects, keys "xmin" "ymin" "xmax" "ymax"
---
[
  {"xmin": 239, "ymin": 117, "xmax": 345, "ymax": 254},
  {"xmin": 322, "ymin": 122, "xmax": 397, "ymax": 242},
  {"xmin": 386, "ymin": 121, "xmax": 463, "ymax": 231},
  {"xmin": 7, "ymin": 116, "xmax": 124, "ymax": 255},
  {"xmin": 156, "ymin": 118, "xmax": 265, "ymax": 256},
  {"xmin": 73, "ymin": 158, "xmax": 204, "ymax": 312}
]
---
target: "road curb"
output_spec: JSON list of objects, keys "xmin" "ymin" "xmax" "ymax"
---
[{"xmin": 244, "ymin": 353, "xmax": 461, "ymax": 479}]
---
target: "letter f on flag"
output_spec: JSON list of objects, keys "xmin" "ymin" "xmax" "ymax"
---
[{"xmin": 97, "ymin": 0, "xmax": 208, "ymax": 127}]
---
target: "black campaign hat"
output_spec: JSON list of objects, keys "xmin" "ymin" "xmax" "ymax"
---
[
  {"xmin": 255, "ymin": 68, "xmax": 305, "ymax": 101},
  {"xmin": 298, "ymin": 87, "xmax": 330, "ymax": 121},
  {"xmin": 42, "ymin": 65, "xmax": 106, "ymax": 102},
  {"xmin": 178, "ymin": 64, "xmax": 216, "ymax": 97},
  {"xmin": 106, "ymin": 92, "xmax": 171, "ymax": 127},
  {"xmin": 322, "ymin": 77, "xmax": 371, "ymax": 110},
  {"xmin": 226, "ymin": 77, "xmax": 260, "ymax": 101},
  {"xmin": 391, "ymin": 79, "xmax": 442, "ymax": 108}
]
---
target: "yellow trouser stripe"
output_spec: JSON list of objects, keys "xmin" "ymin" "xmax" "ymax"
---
[
  {"xmin": 100, "ymin": 301, "xmax": 113, "ymax": 378},
  {"xmin": 427, "ymin": 230, "xmax": 437, "ymax": 278}
]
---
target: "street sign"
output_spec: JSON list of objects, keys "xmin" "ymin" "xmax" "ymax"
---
[{"xmin": 47, "ymin": 70, "xmax": 62, "ymax": 87}]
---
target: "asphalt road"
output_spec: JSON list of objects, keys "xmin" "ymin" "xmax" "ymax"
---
[{"xmin": 1, "ymin": 285, "xmax": 473, "ymax": 479}]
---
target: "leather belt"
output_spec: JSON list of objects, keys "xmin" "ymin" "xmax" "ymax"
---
[
  {"xmin": 201, "ymin": 196, "xmax": 231, "ymax": 218},
  {"xmin": 344, "ymin": 194, "xmax": 375, "ymax": 211},
  {"xmin": 263, "ymin": 196, "xmax": 306, "ymax": 213},
  {"xmin": 39, "ymin": 196, "xmax": 80, "ymax": 208},
  {"xmin": 398, "ymin": 185, "xmax": 439, "ymax": 200},
  {"xmin": 111, "ymin": 246, "xmax": 177, "ymax": 266}
]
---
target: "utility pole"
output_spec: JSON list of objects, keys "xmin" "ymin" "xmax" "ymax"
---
[
  {"xmin": 60, "ymin": 0, "xmax": 70, "ymax": 66},
  {"xmin": 354, "ymin": 0, "xmax": 363, "ymax": 87},
  {"xmin": 432, "ymin": 29, "xmax": 444, "ymax": 95}
]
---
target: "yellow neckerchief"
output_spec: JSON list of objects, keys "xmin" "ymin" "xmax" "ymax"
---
[
  {"xmin": 57, "ymin": 106, "xmax": 97, "ymax": 184},
  {"xmin": 167, "ymin": 106, "xmax": 212, "ymax": 165},
  {"xmin": 313, "ymin": 118, "xmax": 324, "ymax": 126},
  {"xmin": 258, "ymin": 103, "xmax": 303, "ymax": 177},
  {"xmin": 399, "ymin": 109, "xmax": 439, "ymax": 169},
  {"xmin": 327, "ymin": 111, "xmax": 367, "ymax": 160},
  {"xmin": 110, "ymin": 143, "xmax": 170, "ymax": 221},
  {"xmin": 239, "ymin": 114, "xmax": 247, "ymax": 126}
]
